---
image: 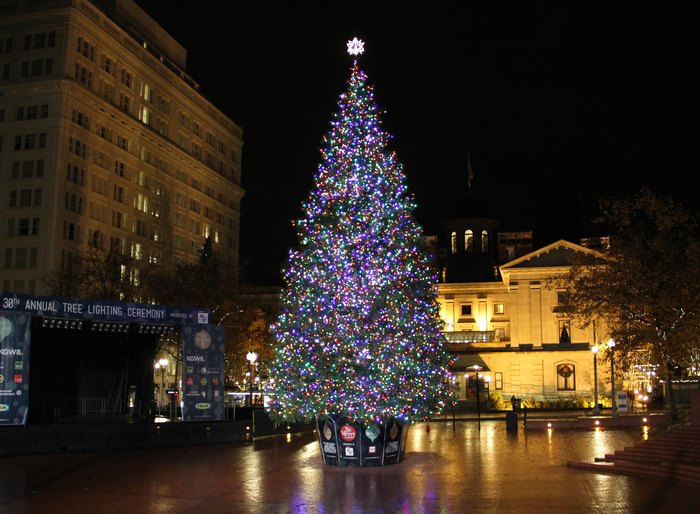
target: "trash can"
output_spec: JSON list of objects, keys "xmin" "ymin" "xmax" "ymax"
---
[{"xmin": 506, "ymin": 411, "xmax": 518, "ymax": 431}]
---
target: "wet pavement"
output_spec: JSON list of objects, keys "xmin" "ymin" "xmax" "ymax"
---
[{"xmin": 0, "ymin": 419, "xmax": 698, "ymax": 513}]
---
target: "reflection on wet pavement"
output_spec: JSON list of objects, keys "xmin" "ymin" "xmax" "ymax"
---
[{"xmin": 0, "ymin": 420, "xmax": 697, "ymax": 513}]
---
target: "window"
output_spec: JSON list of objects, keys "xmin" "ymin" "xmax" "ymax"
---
[
  {"xmin": 558, "ymin": 320, "xmax": 571, "ymax": 344},
  {"xmin": 19, "ymin": 189, "xmax": 31, "ymax": 207},
  {"xmin": 130, "ymin": 242, "xmax": 143, "ymax": 260},
  {"xmin": 557, "ymin": 364, "xmax": 576, "ymax": 390},
  {"xmin": 69, "ymin": 137, "xmax": 86, "ymax": 158},
  {"xmin": 90, "ymin": 229, "xmax": 104, "ymax": 248},
  {"xmin": 139, "ymin": 105, "xmax": 150, "ymax": 125},
  {"xmin": 134, "ymin": 193, "xmax": 148, "ymax": 213},
  {"xmin": 465, "ymin": 229, "xmax": 473, "ymax": 252},
  {"xmin": 120, "ymin": 93, "xmax": 131, "ymax": 113},
  {"xmin": 494, "ymin": 303, "xmax": 505, "ymax": 315},
  {"xmin": 63, "ymin": 221, "xmax": 77, "ymax": 241},
  {"xmin": 450, "ymin": 231, "xmax": 457, "ymax": 254},
  {"xmin": 461, "ymin": 304, "xmax": 472, "ymax": 316},
  {"xmin": 77, "ymin": 37, "xmax": 94, "ymax": 61},
  {"xmin": 15, "ymin": 248, "xmax": 27, "ymax": 268},
  {"xmin": 101, "ymin": 55, "xmax": 114, "ymax": 74},
  {"xmin": 117, "ymin": 135, "xmax": 130, "ymax": 151},
  {"xmin": 495, "ymin": 372, "xmax": 503, "ymax": 390},
  {"xmin": 112, "ymin": 210, "xmax": 126, "ymax": 229},
  {"xmin": 481, "ymin": 230, "xmax": 488, "ymax": 253},
  {"xmin": 113, "ymin": 184, "xmax": 125, "ymax": 203},
  {"xmin": 140, "ymin": 82, "xmax": 152, "ymax": 101},
  {"xmin": 120, "ymin": 69, "xmax": 133, "ymax": 88},
  {"xmin": 71, "ymin": 109, "xmax": 90, "ymax": 129},
  {"xmin": 75, "ymin": 63, "xmax": 92, "ymax": 86},
  {"xmin": 557, "ymin": 290, "xmax": 569, "ymax": 305},
  {"xmin": 132, "ymin": 219, "xmax": 147, "ymax": 236}
]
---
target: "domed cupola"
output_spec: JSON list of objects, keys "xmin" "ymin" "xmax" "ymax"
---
[{"xmin": 441, "ymin": 157, "xmax": 498, "ymax": 283}]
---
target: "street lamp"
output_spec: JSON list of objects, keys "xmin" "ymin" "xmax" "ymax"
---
[
  {"xmin": 246, "ymin": 351, "xmax": 258, "ymax": 407},
  {"xmin": 608, "ymin": 339, "xmax": 616, "ymax": 416},
  {"xmin": 155, "ymin": 358, "xmax": 168, "ymax": 414},
  {"xmin": 591, "ymin": 346, "xmax": 600, "ymax": 415},
  {"xmin": 470, "ymin": 365, "xmax": 483, "ymax": 431}
]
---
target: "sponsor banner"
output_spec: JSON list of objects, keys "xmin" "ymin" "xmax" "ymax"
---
[
  {"xmin": 316, "ymin": 414, "xmax": 408, "ymax": 467},
  {"xmin": 316, "ymin": 416, "xmax": 340, "ymax": 465},
  {"xmin": 382, "ymin": 418, "xmax": 407, "ymax": 465},
  {"xmin": 0, "ymin": 311, "xmax": 31, "ymax": 425},
  {"xmin": 336, "ymin": 416, "xmax": 361, "ymax": 467},
  {"xmin": 181, "ymin": 325, "xmax": 225, "ymax": 421},
  {"xmin": 0, "ymin": 292, "xmax": 209, "ymax": 325},
  {"xmin": 359, "ymin": 421, "xmax": 384, "ymax": 467}
]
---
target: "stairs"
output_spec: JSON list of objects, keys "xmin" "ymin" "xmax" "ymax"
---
[{"xmin": 570, "ymin": 424, "xmax": 700, "ymax": 488}]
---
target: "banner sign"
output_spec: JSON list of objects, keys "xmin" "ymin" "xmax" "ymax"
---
[
  {"xmin": 0, "ymin": 292, "xmax": 210, "ymax": 325},
  {"xmin": 181, "ymin": 324, "xmax": 225, "ymax": 421},
  {"xmin": 317, "ymin": 416, "xmax": 340, "ymax": 465},
  {"xmin": 0, "ymin": 312, "xmax": 31, "ymax": 425},
  {"xmin": 316, "ymin": 415, "xmax": 408, "ymax": 467}
]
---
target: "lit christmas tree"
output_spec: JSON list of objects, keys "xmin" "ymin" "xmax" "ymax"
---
[{"xmin": 267, "ymin": 39, "xmax": 455, "ymax": 431}]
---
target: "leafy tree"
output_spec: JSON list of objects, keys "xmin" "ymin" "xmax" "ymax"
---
[{"xmin": 559, "ymin": 189, "xmax": 700, "ymax": 416}]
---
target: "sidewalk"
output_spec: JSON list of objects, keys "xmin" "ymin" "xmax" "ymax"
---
[{"xmin": 0, "ymin": 418, "xmax": 697, "ymax": 513}]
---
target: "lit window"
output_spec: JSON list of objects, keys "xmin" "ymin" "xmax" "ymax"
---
[
  {"xmin": 481, "ymin": 230, "xmax": 488, "ymax": 253},
  {"xmin": 450, "ymin": 231, "xmax": 457, "ymax": 254},
  {"xmin": 465, "ymin": 230, "xmax": 473, "ymax": 252},
  {"xmin": 494, "ymin": 303, "xmax": 505, "ymax": 315}
]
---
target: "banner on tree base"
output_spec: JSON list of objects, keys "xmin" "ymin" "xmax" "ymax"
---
[
  {"xmin": 316, "ymin": 414, "xmax": 408, "ymax": 467},
  {"xmin": 181, "ymin": 324, "xmax": 225, "ymax": 421},
  {"xmin": 0, "ymin": 311, "xmax": 31, "ymax": 426}
]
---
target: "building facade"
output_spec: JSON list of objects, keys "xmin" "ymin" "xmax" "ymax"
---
[
  {"xmin": 438, "ymin": 239, "xmax": 613, "ymax": 406},
  {"xmin": 0, "ymin": 0, "xmax": 244, "ymax": 295}
]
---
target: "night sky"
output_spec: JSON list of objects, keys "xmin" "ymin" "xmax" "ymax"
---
[{"xmin": 135, "ymin": 2, "xmax": 698, "ymax": 286}]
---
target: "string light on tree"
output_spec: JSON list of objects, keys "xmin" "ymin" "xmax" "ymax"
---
[{"xmin": 267, "ymin": 38, "xmax": 455, "ymax": 427}]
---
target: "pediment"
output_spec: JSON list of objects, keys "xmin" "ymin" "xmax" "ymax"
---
[{"xmin": 500, "ymin": 240, "xmax": 606, "ymax": 271}]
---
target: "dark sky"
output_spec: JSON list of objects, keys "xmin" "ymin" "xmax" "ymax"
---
[{"xmin": 135, "ymin": 2, "xmax": 698, "ymax": 286}]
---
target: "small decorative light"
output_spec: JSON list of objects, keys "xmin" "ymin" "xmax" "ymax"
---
[
  {"xmin": 547, "ymin": 422, "xmax": 552, "ymax": 428},
  {"xmin": 642, "ymin": 417, "xmax": 648, "ymax": 423},
  {"xmin": 594, "ymin": 420, "xmax": 600, "ymax": 426}
]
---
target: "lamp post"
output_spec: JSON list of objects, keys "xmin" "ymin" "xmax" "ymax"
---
[
  {"xmin": 608, "ymin": 339, "xmax": 616, "ymax": 416},
  {"xmin": 591, "ymin": 346, "xmax": 600, "ymax": 415},
  {"xmin": 246, "ymin": 351, "xmax": 258, "ymax": 407},
  {"xmin": 155, "ymin": 358, "xmax": 168, "ymax": 414},
  {"xmin": 471, "ymin": 365, "xmax": 482, "ymax": 431}
]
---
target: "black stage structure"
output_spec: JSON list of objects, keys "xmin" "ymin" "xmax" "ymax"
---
[{"xmin": 0, "ymin": 293, "xmax": 224, "ymax": 427}]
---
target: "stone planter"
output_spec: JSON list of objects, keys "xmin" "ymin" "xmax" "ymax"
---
[{"xmin": 316, "ymin": 414, "xmax": 408, "ymax": 467}]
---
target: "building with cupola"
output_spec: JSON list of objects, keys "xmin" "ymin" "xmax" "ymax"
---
[{"xmin": 432, "ymin": 174, "xmax": 616, "ymax": 408}]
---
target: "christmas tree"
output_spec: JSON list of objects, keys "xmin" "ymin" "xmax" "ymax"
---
[{"xmin": 267, "ymin": 38, "xmax": 454, "ymax": 427}]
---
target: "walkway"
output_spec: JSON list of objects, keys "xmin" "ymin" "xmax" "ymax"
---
[{"xmin": 0, "ymin": 419, "xmax": 697, "ymax": 513}]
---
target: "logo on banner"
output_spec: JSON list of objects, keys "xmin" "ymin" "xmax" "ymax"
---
[
  {"xmin": 195, "ymin": 403, "xmax": 211, "ymax": 410},
  {"xmin": 0, "ymin": 404, "xmax": 8, "ymax": 412},
  {"xmin": 0, "ymin": 316, "xmax": 14, "ymax": 342},
  {"xmin": 340, "ymin": 424, "xmax": 356, "ymax": 442}
]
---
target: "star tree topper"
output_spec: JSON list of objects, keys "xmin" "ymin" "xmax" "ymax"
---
[{"xmin": 347, "ymin": 37, "xmax": 365, "ymax": 56}]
